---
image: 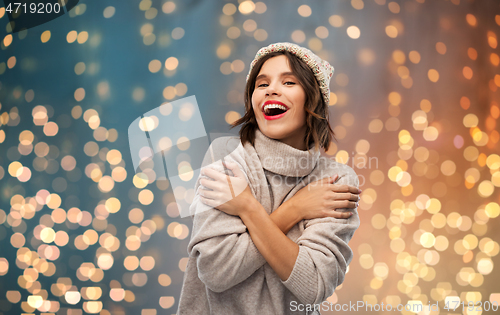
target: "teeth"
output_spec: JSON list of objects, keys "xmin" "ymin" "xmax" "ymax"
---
[{"xmin": 263, "ymin": 104, "xmax": 288, "ymax": 112}]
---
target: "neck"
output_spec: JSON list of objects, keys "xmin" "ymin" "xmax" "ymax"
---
[
  {"xmin": 253, "ymin": 128, "xmax": 320, "ymax": 177},
  {"xmin": 270, "ymin": 126, "xmax": 308, "ymax": 151},
  {"xmin": 280, "ymin": 137, "xmax": 307, "ymax": 151}
]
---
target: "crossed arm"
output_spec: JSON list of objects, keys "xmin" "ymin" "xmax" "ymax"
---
[{"xmin": 188, "ymin": 161, "xmax": 361, "ymax": 304}]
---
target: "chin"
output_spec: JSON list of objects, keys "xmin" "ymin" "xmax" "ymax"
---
[{"xmin": 258, "ymin": 126, "xmax": 289, "ymax": 141}]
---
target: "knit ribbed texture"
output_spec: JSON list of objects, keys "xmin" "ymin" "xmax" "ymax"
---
[
  {"xmin": 281, "ymin": 246, "xmax": 319, "ymax": 303},
  {"xmin": 254, "ymin": 128, "xmax": 320, "ymax": 177},
  {"xmin": 177, "ymin": 131, "xmax": 360, "ymax": 315}
]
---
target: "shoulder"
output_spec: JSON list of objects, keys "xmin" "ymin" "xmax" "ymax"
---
[
  {"xmin": 209, "ymin": 136, "xmax": 241, "ymax": 153},
  {"xmin": 314, "ymin": 156, "xmax": 359, "ymax": 187},
  {"xmin": 202, "ymin": 136, "xmax": 242, "ymax": 165}
]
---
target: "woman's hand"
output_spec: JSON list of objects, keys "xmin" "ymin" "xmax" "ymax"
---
[
  {"xmin": 198, "ymin": 161, "xmax": 255, "ymax": 217},
  {"xmin": 285, "ymin": 174, "xmax": 361, "ymax": 221}
]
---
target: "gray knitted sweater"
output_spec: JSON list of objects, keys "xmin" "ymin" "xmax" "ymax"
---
[{"xmin": 177, "ymin": 129, "xmax": 360, "ymax": 315}]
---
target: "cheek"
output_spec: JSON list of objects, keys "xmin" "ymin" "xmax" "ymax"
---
[
  {"xmin": 296, "ymin": 90, "xmax": 307, "ymax": 106},
  {"xmin": 294, "ymin": 108, "xmax": 306, "ymax": 122},
  {"xmin": 251, "ymin": 92, "xmax": 261, "ymax": 113},
  {"xmin": 291, "ymin": 91, "xmax": 306, "ymax": 117}
]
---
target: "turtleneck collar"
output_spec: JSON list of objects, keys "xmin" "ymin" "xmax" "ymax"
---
[{"xmin": 253, "ymin": 128, "xmax": 320, "ymax": 177}]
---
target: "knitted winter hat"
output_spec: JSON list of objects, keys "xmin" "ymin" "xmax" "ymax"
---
[{"xmin": 246, "ymin": 42, "xmax": 334, "ymax": 105}]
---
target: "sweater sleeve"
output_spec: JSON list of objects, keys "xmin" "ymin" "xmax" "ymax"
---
[
  {"xmin": 187, "ymin": 138, "xmax": 268, "ymax": 293},
  {"xmin": 281, "ymin": 165, "xmax": 361, "ymax": 305}
]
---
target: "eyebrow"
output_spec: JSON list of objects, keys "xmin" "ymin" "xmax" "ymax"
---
[{"xmin": 255, "ymin": 72, "xmax": 296, "ymax": 81}]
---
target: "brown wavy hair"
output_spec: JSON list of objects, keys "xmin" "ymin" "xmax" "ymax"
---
[{"xmin": 231, "ymin": 50, "xmax": 336, "ymax": 152}]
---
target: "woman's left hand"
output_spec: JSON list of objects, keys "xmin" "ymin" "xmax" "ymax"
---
[{"xmin": 199, "ymin": 161, "xmax": 255, "ymax": 217}]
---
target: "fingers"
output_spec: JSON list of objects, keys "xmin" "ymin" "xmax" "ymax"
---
[
  {"xmin": 199, "ymin": 188, "xmax": 220, "ymax": 200},
  {"xmin": 332, "ymin": 200, "xmax": 358, "ymax": 209},
  {"xmin": 200, "ymin": 196, "xmax": 217, "ymax": 208},
  {"xmin": 223, "ymin": 161, "xmax": 245, "ymax": 179},
  {"xmin": 200, "ymin": 178, "xmax": 235, "ymax": 201},
  {"xmin": 201, "ymin": 167, "xmax": 227, "ymax": 182},
  {"xmin": 200, "ymin": 188, "xmax": 231, "ymax": 204},
  {"xmin": 320, "ymin": 174, "xmax": 338, "ymax": 184},
  {"xmin": 200, "ymin": 178, "xmax": 222, "ymax": 191},
  {"xmin": 332, "ymin": 174, "xmax": 345, "ymax": 184},
  {"xmin": 327, "ymin": 210, "xmax": 353, "ymax": 219},
  {"xmin": 326, "ymin": 174, "xmax": 339, "ymax": 183},
  {"xmin": 201, "ymin": 167, "xmax": 235, "ymax": 187},
  {"xmin": 331, "ymin": 192, "xmax": 361, "ymax": 202},
  {"xmin": 224, "ymin": 174, "xmax": 236, "ymax": 199},
  {"xmin": 327, "ymin": 183, "xmax": 362, "ymax": 194}
]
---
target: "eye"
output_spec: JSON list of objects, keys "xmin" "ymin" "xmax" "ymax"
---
[
  {"xmin": 257, "ymin": 83, "xmax": 268, "ymax": 87},
  {"xmin": 284, "ymin": 81, "xmax": 296, "ymax": 85}
]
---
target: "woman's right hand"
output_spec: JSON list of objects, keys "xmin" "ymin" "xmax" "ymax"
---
[{"xmin": 286, "ymin": 174, "xmax": 361, "ymax": 221}]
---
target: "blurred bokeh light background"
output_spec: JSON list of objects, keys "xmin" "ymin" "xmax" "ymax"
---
[{"xmin": 1, "ymin": 0, "xmax": 500, "ymax": 314}]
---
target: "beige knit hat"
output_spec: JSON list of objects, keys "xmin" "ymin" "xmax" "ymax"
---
[{"xmin": 246, "ymin": 42, "xmax": 334, "ymax": 105}]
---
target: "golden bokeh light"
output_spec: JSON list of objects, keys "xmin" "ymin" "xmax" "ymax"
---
[
  {"xmin": 347, "ymin": 26, "xmax": 361, "ymax": 39},
  {"xmin": 0, "ymin": 3, "xmax": 499, "ymax": 315},
  {"xmin": 297, "ymin": 4, "xmax": 311, "ymax": 17}
]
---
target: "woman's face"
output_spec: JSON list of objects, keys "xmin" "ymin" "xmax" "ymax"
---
[{"xmin": 251, "ymin": 55, "xmax": 308, "ymax": 150}]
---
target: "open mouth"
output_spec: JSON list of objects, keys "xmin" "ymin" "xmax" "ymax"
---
[{"xmin": 263, "ymin": 103, "xmax": 288, "ymax": 117}]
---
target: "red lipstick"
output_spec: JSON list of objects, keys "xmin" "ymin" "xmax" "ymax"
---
[
  {"xmin": 262, "ymin": 100, "xmax": 289, "ymax": 120},
  {"xmin": 262, "ymin": 100, "xmax": 289, "ymax": 112}
]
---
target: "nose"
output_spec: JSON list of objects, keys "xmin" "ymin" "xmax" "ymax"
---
[{"xmin": 265, "ymin": 81, "xmax": 281, "ymax": 97}]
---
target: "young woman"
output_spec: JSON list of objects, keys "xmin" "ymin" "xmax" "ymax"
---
[{"xmin": 177, "ymin": 42, "xmax": 361, "ymax": 315}]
